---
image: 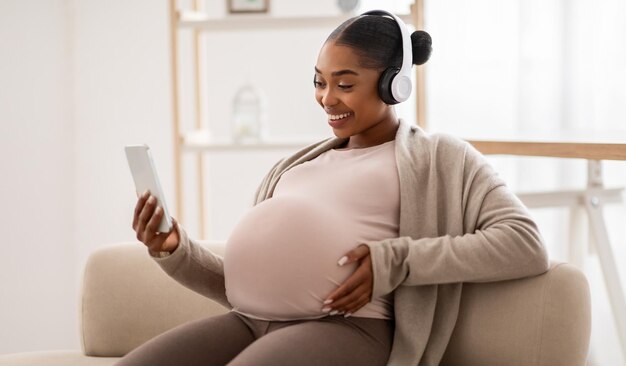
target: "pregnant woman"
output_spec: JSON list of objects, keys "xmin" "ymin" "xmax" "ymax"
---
[{"xmin": 117, "ymin": 10, "xmax": 549, "ymax": 366}]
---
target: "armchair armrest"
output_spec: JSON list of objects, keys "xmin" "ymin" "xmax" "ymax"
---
[
  {"xmin": 441, "ymin": 262, "xmax": 591, "ymax": 365},
  {"xmin": 81, "ymin": 241, "xmax": 228, "ymax": 357}
]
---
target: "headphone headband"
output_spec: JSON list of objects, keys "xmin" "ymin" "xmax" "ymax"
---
[{"xmin": 362, "ymin": 10, "xmax": 413, "ymax": 104}]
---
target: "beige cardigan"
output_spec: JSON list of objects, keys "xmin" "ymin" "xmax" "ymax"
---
[{"xmin": 154, "ymin": 119, "xmax": 549, "ymax": 365}]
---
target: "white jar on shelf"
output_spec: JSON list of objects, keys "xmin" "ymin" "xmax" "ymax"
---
[{"xmin": 231, "ymin": 83, "xmax": 267, "ymax": 144}]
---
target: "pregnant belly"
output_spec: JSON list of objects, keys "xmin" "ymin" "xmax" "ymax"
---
[{"xmin": 224, "ymin": 195, "xmax": 358, "ymax": 320}]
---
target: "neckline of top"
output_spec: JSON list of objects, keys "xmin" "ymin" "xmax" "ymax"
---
[{"xmin": 330, "ymin": 139, "xmax": 395, "ymax": 153}]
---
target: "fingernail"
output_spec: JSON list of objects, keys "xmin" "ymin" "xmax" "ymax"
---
[
  {"xmin": 322, "ymin": 307, "xmax": 332, "ymax": 312},
  {"xmin": 344, "ymin": 312, "xmax": 352, "ymax": 318},
  {"xmin": 338, "ymin": 256, "xmax": 348, "ymax": 266},
  {"xmin": 148, "ymin": 196, "xmax": 156, "ymax": 204},
  {"xmin": 142, "ymin": 190, "xmax": 149, "ymax": 197},
  {"xmin": 324, "ymin": 299, "xmax": 333, "ymax": 305},
  {"xmin": 330, "ymin": 310, "xmax": 339, "ymax": 316},
  {"xmin": 155, "ymin": 207, "xmax": 162, "ymax": 215}
]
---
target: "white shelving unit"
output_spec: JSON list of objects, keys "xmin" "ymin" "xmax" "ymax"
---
[{"xmin": 168, "ymin": 0, "xmax": 425, "ymax": 238}]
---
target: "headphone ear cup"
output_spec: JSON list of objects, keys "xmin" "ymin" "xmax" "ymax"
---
[{"xmin": 378, "ymin": 67, "xmax": 400, "ymax": 105}]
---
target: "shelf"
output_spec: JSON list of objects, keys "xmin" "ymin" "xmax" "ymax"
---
[
  {"xmin": 181, "ymin": 130, "xmax": 320, "ymax": 152},
  {"xmin": 177, "ymin": 11, "xmax": 414, "ymax": 31},
  {"xmin": 182, "ymin": 140, "xmax": 318, "ymax": 152}
]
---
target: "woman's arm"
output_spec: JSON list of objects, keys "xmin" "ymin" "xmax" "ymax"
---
[
  {"xmin": 131, "ymin": 191, "xmax": 230, "ymax": 308},
  {"xmin": 364, "ymin": 178, "xmax": 550, "ymax": 300},
  {"xmin": 152, "ymin": 226, "xmax": 231, "ymax": 309}
]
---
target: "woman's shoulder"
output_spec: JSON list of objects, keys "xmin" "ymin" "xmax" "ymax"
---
[
  {"xmin": 403, "ymin": 126, "xmax": 500, "ymax": 189},
  {"xmin": 402, "ymin": 125, "xmax": 489, "ymax": 172},
  {"xmin": 406, "ymin": 126, "xmax": 472, "ymax": 156}
]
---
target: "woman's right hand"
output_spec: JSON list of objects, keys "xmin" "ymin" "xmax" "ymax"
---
[{"xmin": 132, "ymin": 191, "xmax": 180, "ymax": 254}]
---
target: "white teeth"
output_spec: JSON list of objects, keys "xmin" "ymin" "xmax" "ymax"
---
[{"xmin": 328, "ymin": 112, "xmax": 352, "ymax": 120}]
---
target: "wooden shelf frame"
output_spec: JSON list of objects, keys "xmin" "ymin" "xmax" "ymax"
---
[
  {"xmin": 169, "ymin": 0, "xmax": 427, "ymax": 237},
  {"xmin": 467, "ymin": 140, "xmax": 626, "ymax": 161}
]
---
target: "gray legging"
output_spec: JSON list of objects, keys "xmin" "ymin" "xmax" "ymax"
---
[{"xmin": 115, "ymin": 311, "xmax": 394, "ymax": 366}]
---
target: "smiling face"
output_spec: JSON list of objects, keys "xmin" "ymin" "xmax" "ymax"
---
[{"xmin": 314, "ymin": 41, "xmax": 399, "ymax": 148}]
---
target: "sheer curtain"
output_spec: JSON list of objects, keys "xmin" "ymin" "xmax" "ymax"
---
[
  {"xmin": 423, "ymin": 1, "xmax": 626, "ymax": 365},
  {"xmin": 358, "ymin": 0, "xmax": 626, "ymax": 364}
]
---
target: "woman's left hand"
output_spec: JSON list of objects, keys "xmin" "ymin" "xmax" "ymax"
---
[{"xmin": 322, "ymin": 244, "xmax": 373, "ymax": 317}]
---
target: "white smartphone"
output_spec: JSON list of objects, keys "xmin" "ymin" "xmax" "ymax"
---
[{"xmin": 125, "ymin": 144, "xmax": 173, "ymax": 233}]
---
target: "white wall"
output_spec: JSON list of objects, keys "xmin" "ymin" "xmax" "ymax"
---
[
  {"xmin": 0, "ymin": 0, "xmax": 175, "ymax": 354},
  {"xmin": 71, "ymin": 0, "xmax": 173, "ymax": 304},
  {"xmin": 0, "ymin": 0, "xmax": 77, "ymax": 353}
]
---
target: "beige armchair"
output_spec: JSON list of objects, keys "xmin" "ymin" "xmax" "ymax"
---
[{"xmin": 0, "ymin": 241, "xmax": 591, "ymax": 366}]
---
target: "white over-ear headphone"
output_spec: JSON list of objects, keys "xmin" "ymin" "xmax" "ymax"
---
[{"xmin": 362, "ymin": 10, "xmax": 413, "ymax": 105}]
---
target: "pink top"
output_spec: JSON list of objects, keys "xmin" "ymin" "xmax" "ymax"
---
[{"xmin": 224, "ymin": 139, "xmax": 399, "ymax": 321}]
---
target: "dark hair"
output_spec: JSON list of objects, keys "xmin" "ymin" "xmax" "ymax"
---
[{"xmin": 326, "ymin": 15, "xmax": 432, "ymax": 70}]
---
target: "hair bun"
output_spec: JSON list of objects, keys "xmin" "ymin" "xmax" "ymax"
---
[{"xmin": 411, "ymin": 30, "xmax": 432, "ymax": 65}]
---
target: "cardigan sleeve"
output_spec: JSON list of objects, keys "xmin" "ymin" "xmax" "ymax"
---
[
  {"xmin": 363, "ymin": 145, "xmax": 550, "ymax": 300},
  {"xmin": 151, "ymin": 224, "xmax": 231, "ymax": 309}
]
